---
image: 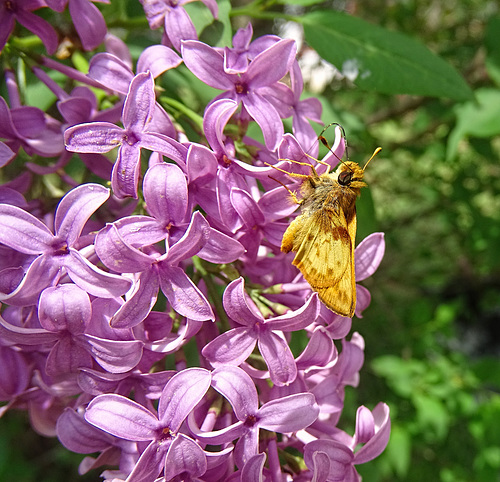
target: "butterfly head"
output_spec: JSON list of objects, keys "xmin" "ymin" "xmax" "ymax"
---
[{"xmin": 336, "ymin": 161, "xmax": 366, "ymax": 189}]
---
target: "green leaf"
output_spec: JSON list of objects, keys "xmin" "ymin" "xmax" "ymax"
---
[
  {"xmin": 385, "ymin": 425, "xmax": 411, "ymax": 478},
  {"xmin": 412, "ymin": 393, "xmax": 450, "ymax": 440},
  {"xmin": 197, "ymin": 0, "xmax": 233, "ymax": 48},
  {"xmin": 300, "ymin": 10, "xmax": 473, "ymax": 101},
  {"xmin": 485, "ymin": 16, "xmax": 500, "ymax": 87},
  {"xmin": 275, "ymin": 0, "xmax": 325, "ymax": 6},
  {"xmin": 447, "ymin": 88, "xmax": 500, "ymax": 160}
]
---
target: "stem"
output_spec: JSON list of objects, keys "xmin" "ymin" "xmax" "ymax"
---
[
  {"xmin": 160, "ymin": 96, "xmax": 204, "ymax": 131},
  {"xmin": 192, "ymin": 257, "xmax": 229, "ymax": 329}
]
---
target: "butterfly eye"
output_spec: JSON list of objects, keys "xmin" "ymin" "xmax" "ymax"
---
[{"xmin": 338, "ymin": 170, "xmax": 353, "ymax": 186}]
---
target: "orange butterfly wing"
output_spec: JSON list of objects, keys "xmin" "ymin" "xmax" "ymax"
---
[{"xmin": 282, "ymin": 204, "xmax": 357, "ymax": 317}]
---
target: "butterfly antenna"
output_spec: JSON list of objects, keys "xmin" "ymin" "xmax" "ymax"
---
[
  {"xmin": 363, "ymin": 147, "xmax": 382, "ymax": 171},
  {"xmin": 318, "ymin": 122, "xmax": 349, "ymax": 165}
]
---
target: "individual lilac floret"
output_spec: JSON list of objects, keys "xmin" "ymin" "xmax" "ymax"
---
[
  {"xmin": 0, "ymin": 284, "xmax": 143, "ymax": 376},
  {"xmin": 0, "ymin": 183, "xmax": 131, "ymax": 305},
  {"xmin": 56, "ymin": 407, "xmax": 137, "ymax": 478},
  {"xmin": 303, "ymin": 402, "xmax": 391, "ymax": 481},
  {"xmin": 0, "ymin": 96, "xmax": 64, "ymax": 160},
  {"xmin": 189, "ymin": 366, "xmax": 319, "ymax": 468},
  {"xmin": 139, "ymin": 0, "xmax": 218, "ymax": 51},
  {"xmin": 0, "ymin": 0, "xmax": 58, "ymax": 53},
  {"xmin": 64, "ymin": 72, "xmax": 186, "ymax": 198},
  {"xmin": 182, "ymin": 38, "xmax": 297, "ymax": 151},
  {"xmin": 202, "ymin": 278, "xmax": 320, "ymax": 386},
  {"xmin": 85, "ymin": 368, "xmax": 217, "ymax": 481},
  {"xmin": 95, "ymin": 210, "xmax": 215, "ymax": 324},
  {"xmin": 88, "ymin": 45, "xmax": 182, "ymax": 96}
]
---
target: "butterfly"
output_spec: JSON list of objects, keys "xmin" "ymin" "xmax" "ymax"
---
[{"xmin": 275, "ymin": 124, "xmax": 380, "ymax": 317}]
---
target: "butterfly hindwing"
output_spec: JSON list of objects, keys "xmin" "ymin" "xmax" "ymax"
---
[{"xmin": 288, "ymin": 206, "xmax": 356, "ymax": 316}]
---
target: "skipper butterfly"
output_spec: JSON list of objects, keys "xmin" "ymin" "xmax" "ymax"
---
[{"xmin": 275, "ymin": 124, "xmax": 381, "ymax": 317}]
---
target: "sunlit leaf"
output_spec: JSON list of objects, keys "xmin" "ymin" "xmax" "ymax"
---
[{"xmin": 300, "ymin": 10, "xmax": 473, "ymax": 101}]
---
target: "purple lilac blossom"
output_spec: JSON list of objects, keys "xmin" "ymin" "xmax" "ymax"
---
[
  {"xmin": 0, "ymin": 0, "xmax": 58, "ymax": 54},
  {"xmin": 0, "ymin": 3, "xmax": 391, "ymax": 479}
]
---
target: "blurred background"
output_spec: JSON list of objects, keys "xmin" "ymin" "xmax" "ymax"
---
[{"xmin": 2, "ymin": 0, "xmax": 500, "ymax": 481}]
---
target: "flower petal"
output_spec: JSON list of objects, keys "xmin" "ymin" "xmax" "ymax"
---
[
  {"xmin": 164, "ymin": 433, "xmax": 207, "ymax": 479},
  {"xmin": 158, "ymin": 368, "xmax": 211, "ymax": 429},
  {"xmin": 63, "ymin": 249, "xmax": 132, "ymax": 298},
  {"xmin": 83, "ymin": 333, "xmax": 143, "ymax": 373},
  {"xmin": 85, "ymin": 394, "xmax": 158, "ymax": 440},
  {"xmin": 258, "ymin": 393, "xmax": 319, "ymax": 432},
  {"xmin": 244, "ymin": 39, "xmax": 296, "ymax": 88},
  {"xmin": 0, "ymin": 204, "xmax": 53, "ymax": 254},
  {"xmin": 144, "ymin": 163, "xmax": 188, "ymax": 225},
  {"xmin": 355, "ymin": 232, "xmax": 385, "ymax": 281},
  {"xmin": 211, "ymin": 366, "xmax": 258, "ymax": 420},
  {"xmin": 182, "ymin": 40, "xmax": 235, "ymax": 90},
  {"xmin": 65, "ymin": 122, "xmax": 124, "ymax": 153},
  {"xmin": 159, "ymin": 265, "xmax": 214, "ymax": 321},
  {"xmin": 69, "ymin": 0, "xmax": 106, "ymax": 51},
  {"xmin": 54, "ymin": 183, "xmax": 110, "ymax": 245},
  {"xmin": 258, "ymin": 330, "xmax": 297, "ymax": 386},
  {"xmin": 222, "ymin": 278, "xmax": 263, "ymax": 326}
]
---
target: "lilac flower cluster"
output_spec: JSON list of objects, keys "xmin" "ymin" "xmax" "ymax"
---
[{"xmin": 1, "ymin": 3, "xmax": 390, "ymax": 480}]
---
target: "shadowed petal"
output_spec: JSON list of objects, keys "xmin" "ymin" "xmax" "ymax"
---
[
  {"xmin": 16, "ymin": 10, "xmax": 58, "ymax": 54},
  {"xmin": 111, "ymin": 143, "xmax": 142, "ymax": 199},
  {"xmin": 57, "ymin": 408, "xmax": 115, "ymax": 454},
  {"xmin": 165, "ymin": 434, "xmax": 207, "ymax": 479},
  {"xmin": 258, "ymin": 330, "xmax": 297, "ymax": 386},
  {"xmin": 46, "ymin": 336, "xmax": 92, "ymax": 376},
  {"xmin": 83, "ymin": 334, "xmax": 143, "ymax": 373},
  {"xmin": 69, "ymin": 0, "xmax": 106, "ymax": 51}
]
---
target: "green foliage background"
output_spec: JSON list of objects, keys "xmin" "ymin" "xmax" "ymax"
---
[{"xmin": 2, "ymin": 0, "xmax": 500, "ymax": 481}]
